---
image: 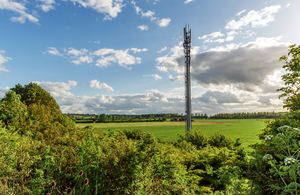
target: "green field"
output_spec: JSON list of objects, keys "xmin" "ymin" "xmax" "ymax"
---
[{"xmin": 76, "ymin": 119, "xmax": 269, "ymax": 149}]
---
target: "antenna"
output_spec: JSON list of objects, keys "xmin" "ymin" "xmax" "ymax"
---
[{"xmin": 183, "ymin": 25, "xmax": 192, "ymax": 134}]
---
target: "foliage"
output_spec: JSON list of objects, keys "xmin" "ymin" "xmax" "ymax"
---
[
  {"xmin": 246, "ymin": 45, "xmax": 300, "ymax": 194},
  {"xmin": 277, "ymin": 44, "xmax": 300, "ymax": 113},
  {"xmin": 0, "ymin": 82, "xmax": 252, "ymax": 194},
  {"xmin": 0, "ymin": 91, "xmax": 27, "ymax": 128}
]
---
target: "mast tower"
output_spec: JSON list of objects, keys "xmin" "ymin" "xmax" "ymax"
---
[{"xmin": 183, "ymin": 25, "xmax": 192, "ymax": 134}]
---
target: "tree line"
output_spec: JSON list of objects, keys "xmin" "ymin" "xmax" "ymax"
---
[
  {"xmin": 210, "ymin": 111, "xmax": 286, "ymax": 119},
  {"xmin": 65, "ymin": 111, "xmax": 285, "ymax": 123}
]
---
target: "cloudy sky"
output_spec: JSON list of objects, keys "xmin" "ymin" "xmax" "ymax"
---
[{"xmin": 1, "ymin": 0, "xmax": 299, "ymax": 115}]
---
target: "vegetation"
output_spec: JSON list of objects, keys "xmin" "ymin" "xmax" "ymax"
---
[
  {"xmin": 0, "ymin": 83, "xmax": 247, "ymax": 194},
  {"xmin": 67, "ymin": 112, "xmax": 284, "ymax": 124},
  {"xmin": 1, "ymin": 45, "xmax": 300, "ymax": 194},
  {"xmin": 210, "ymin": 112, "xmax": 286, "ymax": 119},
  {"xmin": 76, "ymin": 119, "xmax": 266, "ymax": 149},
  {"xmin": 244, "ymin": 44, "xmax": 300, "ymax": 194}
]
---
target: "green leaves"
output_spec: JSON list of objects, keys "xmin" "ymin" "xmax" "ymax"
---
[{"xmin": 277, "ymin": 44, "xmax": 300, "ymax": 112}]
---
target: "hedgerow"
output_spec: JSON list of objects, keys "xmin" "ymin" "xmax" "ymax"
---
[{"xmin": 0, "ymin": 83, "xmax": 248, "ymax": 194}]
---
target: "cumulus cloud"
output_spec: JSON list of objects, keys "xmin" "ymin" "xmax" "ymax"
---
[
  {"xmin": 158, "ymin": 46, "xmax": 168, "ymax": 53},
  {"xmin": 0, "ymin": 87, "xmax": 9, "ymax": 97},
  {"xmin": 131, "ymin": 1, "xmax": 171, "ymax": 27},
  {"xmin": 225, "ymin": 5, "xmax": 281, "ymax": 30},
  {"xmin": 137, "ymin": 25, "xmax": 149, "ymax": 31},
  {"xmin": 199, "ymin": 31, "xmax": 227, "ymax": 43},
  {"xmin": 93, "ymin": 48, "xmax": 145, "ymax": 68},
  {"xmin": 66, "ymin": 48, "xmax": 89, "ymax": 56},
  {"xmin": 89, "ymin": 79, "xmax": 114, "ymax": 91},
  {"xmin": 131, "ymin": 48, "xmax": 148, "ymax": 53},
  {"xmin": 71, "ymin": 0, "xmax": 124, "ymax": 20},
  {"xmin": 47, "ymin": 47, "xmax": 147, "ymax": 69},
  {"xmin": 0, "ymin": 50, "xmax": 12, "ymax": 72},
  {"xmin": 144, "ymin": 74, "xmax": 162, "ymax": 80},
  {"xmin": 0, "ymin": 0, "xmax": 39, "ymax": 23},
  {"xmin": 157, "ymin": 37, "xmax": 289, "ymax": 95},
  {"xmin": 157, "ymin": 18, "xmax": 171, "ymax": 27},
  {"xmin": 258, "ymin": 95, "xmax": 271, "ymax": 106},
  {"xmin": 56, "ymin": 87, "xmax": 284, "ymax": 115},
  {"xmin": 198, "ymin": 91, "xmax": 241, "ymax": 104},
  {"xmin": 47, "ymin": 47, "xmax": 63, "ymax": 56},
  {"xmin": 168, "ymin": 75, "xmax": 184, "ymax": 82},
  {"xmin": 33, "ymin": 80, "xmax": 77, "ymax": 98},
  {"xmin": 236, "ymin": 9, "xmax": 246, "ymax": 16},
  {"xmin": 26, "ymin": 80, "xmax": 284, "ymax": 115},
  {"xmin": 37, "ymin": 0, "xmax": 56, "ymax": 12},
  {"xmin": 184, "ymin": 0, "xmax": 194, "ymax": 4},
  {"xmin": 156, "ymin": 42, "xmax": 199, "ymax": 73}
]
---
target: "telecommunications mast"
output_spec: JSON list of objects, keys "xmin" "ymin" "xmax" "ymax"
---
[{"xmin": 183, "ymin": 25, "xmax": 192, "ymax": 134}]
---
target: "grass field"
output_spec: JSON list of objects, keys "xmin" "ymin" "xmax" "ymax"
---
[{"xmin": 76, "ymin": 119, "xmax": 269, "ymax": 149}]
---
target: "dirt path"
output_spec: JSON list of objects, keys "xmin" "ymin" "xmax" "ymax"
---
[{"xmin": 172, "ymin": 121, "xmax": 236, "ymax": 124}]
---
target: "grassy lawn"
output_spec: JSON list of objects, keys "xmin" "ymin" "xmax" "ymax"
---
[{"xmin": 76, "ymin": 119, "xmax": 269, "ymax": 149}]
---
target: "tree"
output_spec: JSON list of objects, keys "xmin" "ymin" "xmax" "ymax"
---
[
  {"xmin": 99, "ymin": 113, "xmax": 108, "ymax": 123},
  {"xmin": 277, "ymin": 44, "xmax": 300, "ymax": 114},
  {"xmin": 0, "ymin": 91, "xmax": 27, "ymax": 128}
]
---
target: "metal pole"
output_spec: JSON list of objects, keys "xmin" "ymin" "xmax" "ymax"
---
[{"xmin": 183, "ymin": 25, "xmax": 192, "ymax": 134}]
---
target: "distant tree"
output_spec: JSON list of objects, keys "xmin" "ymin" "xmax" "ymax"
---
[{"xmin": 99, "ymin": 113, "xmax": 108, "ymax": 123}]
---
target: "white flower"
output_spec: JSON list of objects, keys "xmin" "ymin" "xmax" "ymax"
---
[
  {"xmin": 265, "ymin": 135, "xmax": 274, "ymax": 141},
  {"xmin": 263, "ymin": 154, "xmax": 273, "ymax": 161},
  {"xmin": 284, "ymin": 157, "xmax": 297, "ymax": 166},
  {"xmin": 278, "ymin": 125, "xmax": 292, "ymax": 132},
  {"xmin": 276, "ymin": 133, "xmax": 285, "ymax": 140}
]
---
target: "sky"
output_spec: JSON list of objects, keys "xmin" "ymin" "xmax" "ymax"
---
[{"xmin": 1, "ymin": 0, "xmax": 300, "ymax": 115}]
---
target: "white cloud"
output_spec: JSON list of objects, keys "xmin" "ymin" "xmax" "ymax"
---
[
  {"xmin": 286, "ymin": 4, "xmax": 290, "ymax": 8},
  {"xmin": 225, "ymin": 36, "xmax": 235, "ymax": 42},
  {"xmin": 158, "ymin": 46, "xmax": 168, "ymax": 53},
  {"xmin": 28, "ymin": 80, "xmax": 284, "ymax": 115},
  {"xmin": 236, "ymin": 9, "xmax": 246, "ymax": 16},
  {"xmin": 37, "ymin": 0, "xmax": 55, "ymax": 12},
  {"xmin": 184, "ymin": 0, "xmax": 194, "ymax": 4},
  {"xmin": 71, "ymin": 0, "xmax": 124, "ymax": 20},
  {"xmin": 0, "ymin": 50, "xmax": 11, "ymax": 72},
  {"xmin": 131, "ymin": 48, "xmax": 148, "ymax": 53},
  {"xmin": 227, "ymin": 30, "xmax": 237, "ymax": 36},
  {"xmin": 71, "ymin": 56, "xmax": 93, "ymax": 65},
  {"xmin": 93, "ymin": 48, "xmax": 145, "ymax": 68},
  {"xmin": 33, "ymin": 80, "xmax": 77, "ymax": 98},
  {"xmin": 168, "ymin": 75, "xmax": 184, "ymax": 82},
  {"xmin": 171, "ymin": 87, "xmax": 185, "ymax": 92},
  {"xmin": 157, "ymin": 18, "xmax": 171, "ymax": 27},
  {"xmin": 199, "ymin": 31, "xmax": 227, "ymax": 43},
  {"xmin": 131, "ymin": 1, "xmax": 156, "ymax": 20},
  {"xmin": 131, "ymin": 1, "xmax": 171, "ymax": 27},
  {"xmin": 0, "ymin": 0, "xmax": 39, "ymax": 23},
  {"xmin": 199, "ymin": 31, "xmax": 225, "ymax": 40},
  {"xmin": 48, "ymin": 47, "xmax": 146, "ymax": 68},
  {"xmin": 144, "ymin": 74, "xmax": 162, "ymax": 80},
  {"xmin": 156, "ymin": 42, "xmax": 199, "ymax": 73},
  {"xmin": 0, "ymin": 87, "xmax": 9, "ymax": 98},
  {"xmin": 225, "ymin": 5, "xmax": 281, "ymax": 30},
  {"xmin": 94, "ymin": 40, "xmax": 100, "ymax": 44},
  {"xmin": 66, "ymin": 47, "xmax": 89, "ymax": 56},
  {"xmin": 137, "ymin": 25, "xmax": 149, "ymax": 31},
  {"xmin": 89, "ymin": 79, "xmax": 114, "ymax": 91},
  {"xmin": 47, "ymin": 47, "xmax": 63, "ymax": 56}
]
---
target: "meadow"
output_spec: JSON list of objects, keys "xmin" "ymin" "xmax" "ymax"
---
[{"xmin": 76, "ymin": 118, "xmax": 268, "ymax": 149}]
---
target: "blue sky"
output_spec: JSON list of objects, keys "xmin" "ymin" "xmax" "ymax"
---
[{"xmin": 1, "ymin": 0, "xmax": 300, "ymax": 115}]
